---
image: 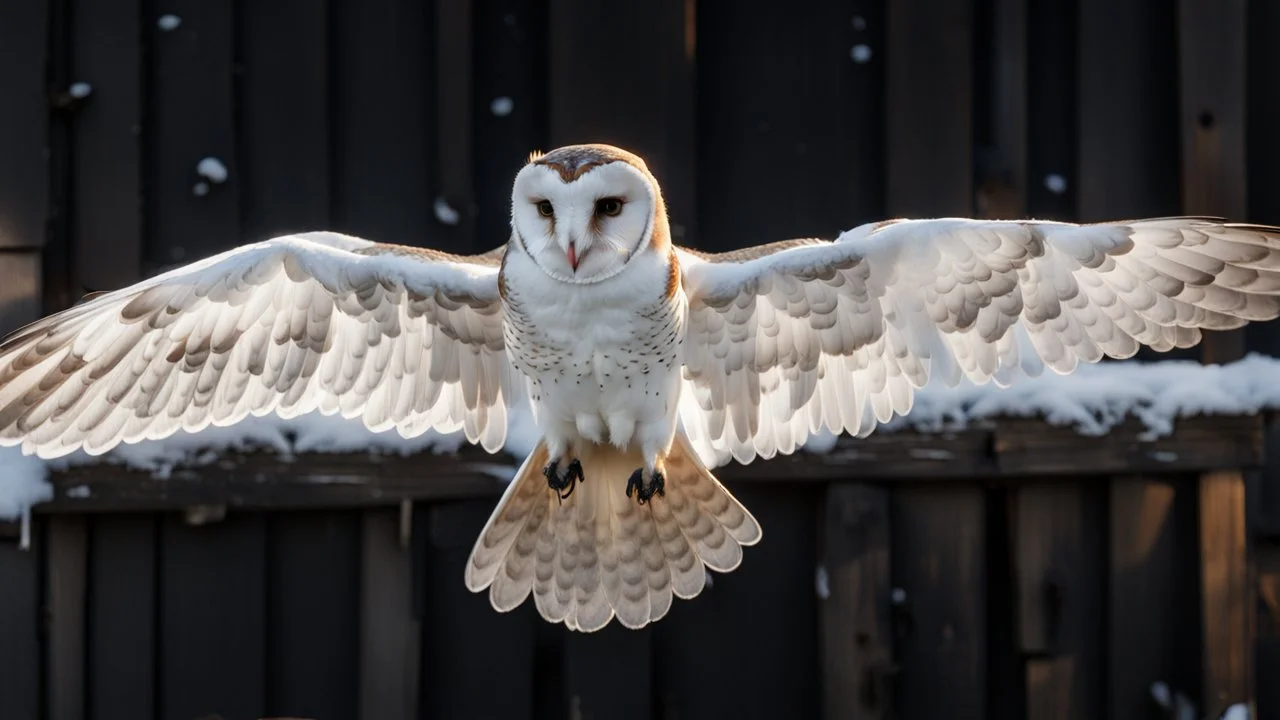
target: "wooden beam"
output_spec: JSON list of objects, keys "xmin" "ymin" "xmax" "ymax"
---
[
  {"xmin": 0, "ymin": 0, "xmax": 48, "ymax": 249},
  {"xmin": 821, "ymin": 483, "xmax": 892, "ymax": 720},
  {"xmin": 0, "ymin": 534, "xmax": 40, "ymax": 719},
  {"xmin": 1200, "ymin": 470, "xmax": 1253, "ymax": 717},
  {"xmin": 434, "ymin": 0, "xmax": 475, "ymax": 249},
  {"xmin": 46, "ymin": 516, "xmax": 88, "ymax": 720},
  {"xmin": 359, "ymin": 509, "xmax": 421, "ymax": 720},
  {"xmin": 88, "ymin": 515, "xmax": 156, "ymax": 720},
  {"xmin": 35, "ymin": 415, "xmax": 1268, "ymax": 514}
]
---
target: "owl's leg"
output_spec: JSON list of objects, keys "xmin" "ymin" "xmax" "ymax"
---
[
  {"xmin": 625, "ymin": 420, "xmax": 674, "ymax": 505},
  {"xmin": 542, "ymin": 421, "xmax": 584, "ymax": 500}
]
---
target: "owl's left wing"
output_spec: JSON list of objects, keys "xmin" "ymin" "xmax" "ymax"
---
[{"xmin": 676, "ymin": 217, "xmax": 1280, "ymax": 466}]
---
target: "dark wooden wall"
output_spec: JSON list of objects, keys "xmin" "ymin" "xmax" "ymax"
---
[{"xmin": 1, "ymin": 0, "xmax": 1280, "ymax": 719}]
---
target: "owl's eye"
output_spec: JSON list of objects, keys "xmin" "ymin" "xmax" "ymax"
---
[
  {"xmin": 595, "ymin": 198, "xmax": 624, "ymax": 217},
  {"xmin": 536, "ymin": 200, "xmax": 554, "ymax": 217}
]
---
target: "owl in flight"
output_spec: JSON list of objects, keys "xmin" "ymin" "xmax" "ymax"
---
[{"xmin": 3, "ymin": 144, "xmax": 1280, "ymax": 631}]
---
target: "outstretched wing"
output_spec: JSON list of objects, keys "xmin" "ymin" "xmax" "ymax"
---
[
  {"xmin": 677, "ymin": 217, "xmax": 1280, "ymax": 466},
  {"xmin": 0, "ymin": 233, "xmax": 516, "ymax": 459}
]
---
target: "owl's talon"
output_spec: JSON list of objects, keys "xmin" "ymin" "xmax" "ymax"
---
[
  {"xmin": 543, "ymin": 458, "xmax": 584, "ymax": 501},
  {"xmin": 626, "ymin": 468, "xmax": 665, "ymax": 505}
]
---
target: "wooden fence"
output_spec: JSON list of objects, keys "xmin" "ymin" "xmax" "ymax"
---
[{"xmin": 1, "ymin": 0, "xmax": 1279, "ymax": 719}]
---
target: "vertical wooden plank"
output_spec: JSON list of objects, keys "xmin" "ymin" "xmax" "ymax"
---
[
  {"xmin": 72, "ymin": 0, "xmax": 142, "ymax": 293},
  {"xmin": 696, "ymin": 0, "xmax": 882, "ymax": 250},
  {"xmin": 148, "ymin": 0, "xmax": 239, "ymax": 269},
  {"xmin": 0, "ymin": 1, "xmax": 49, "ymax": 248},
  {"xmin": 434, "ymin": 0, "xmax": 476, "ymax": 248},
  {"xmin": 0, "ymin": 254, "xmax": 43, "ymax": 336},
  {"xmin": 47, "ymin": 516, "xmax": 88, "ymax": 720},
  {"xmin": 1015, "ymin": 484, "xmax": 1104, "ymax": 720},
  {"xmin": 561, "ymin": 628, "xmax": 649, "ymax": 720},
  {"xmin": 88, "ymin": 515, "xmax": 156, "ymax": 720},
  {"xmin": 1025, "ymin": 0, "xmax": 1075, "ymax": 221},
  {"xmin": 359, "ymin": 509, "xmax": 421, "ymax": 720},
  {"xmin": 160, "ymin": 513, "xmax": 266, "ymax": 720},
  {"xmin": 421, "ymin": 500, "xmax": 535, "ymax": 719},
  {"xmin": 332, "ymin": 0, "xmax": 433, "ymax": 248},
  {"xmin": 1180, "ymin": 0, "xmax": 1247, "ymax": 364},
  {"xmin": 1109, "ymin": 478, "xmax": 1202, "ymax": 720},
  {"xmin": 655, "ymin": 483, "xmax": 821, "ymax": 718},
  {"xmin": 239, "ymin": 0, "xmax": 330, "ymax": 241},
  {"xmin": 976, "ymin": 0, "xmax": 1027, "ymax": 219},
  {"xmin": 891, "ymin": 488, "xmax": 986, "ymax": 720},
  {"xmin": 1256, "ymin": 544, "xmax": 1280, "ymax": 720},
  {"xmin": 886, "ymin": 0, "xmax": 972, "ymax": 217},
  {"xmin": 471, "ymin": 0, "xmax": 548, "ymax": 250},
  {"xmin": 266, "ymin": 512, "xmax": 360, "ymax": 720},
  {"xmin": 821, "ymin": 483, "xmax": 892, "ymax": 720},
  {"xmin": 1199, "ymin": 471, "xmax": 1253, "ymax": 718},
  {"xmin": 0, "ymin": 535, "xmax": 40, "ymax": 720},
  {"xmin": 1076, "ymin": 0, "xmax": 1180, "ymax": 221},
  {"xmin": 548, "ymin": 0, "xmax": 695, "ymax": 244}
]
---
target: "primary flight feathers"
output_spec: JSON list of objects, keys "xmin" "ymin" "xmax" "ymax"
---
[{"xmin": 1, "ymin": 216, "xmax": 1278, "ymax": 465}]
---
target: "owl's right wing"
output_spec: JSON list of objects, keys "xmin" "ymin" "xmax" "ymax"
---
[{"xmin": 0, "ymin": 232, "xmax": 517, "ymax": 459}]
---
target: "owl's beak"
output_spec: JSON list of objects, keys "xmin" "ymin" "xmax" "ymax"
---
[{"xmin": 567, "ymin": 241, "xmax": 579, "ymax": 271}]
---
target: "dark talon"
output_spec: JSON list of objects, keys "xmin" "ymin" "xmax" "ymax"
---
[
  {"xmin": 626, "ymin": 468, "xmax": 665, "ymax": 505},
  {"xmin": 544, "ymin": 458, "xmax": 584, "ymax": 501}
]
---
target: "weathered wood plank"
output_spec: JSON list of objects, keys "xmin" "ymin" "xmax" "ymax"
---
[
  {"xmin": 696, "ymin": 0, "xmax": 881, "ymax": 250},
  {"xmin": 71, "ymin": 0, "xmax": 142, "ymax": 294},
  {"xmin": 821, "ymin": 483, "xmax": 892, "ymax": 720},
  {"xmin": 891, "ymin": 487, "xmax": 986, "ymax": 720},
  {"xmin": 1256, "ymin": 543, "xmax": 1280, "ymax": 720},
  {"xmin": 548, "ymin": 0, "xmax": 695, "ymax": 244},
  {"xmin": 47, "ymin": 515, "xmax": 88, "ymax": 720},
  {"xmin": 359, "ymin": 509, "xmax": 421, "ymax": 720},
  {"xmin": 471, "ymin": 0, "xmax": 548, "ymax": 250},
  {"xmin": 149, "ymin": 0, "xmax": 239, "ymax": 269},
  {"xmin": 0, "ymin": 252, "xmax": 43, "ymax": 335},
  {"xmin": 434, "ymin": 0, "xmax": 476, "ymax": 249},
  {"xmin": 1199, "ymin": 470, "xmax": 1253, "ymax": 717},
  {"xmin": 976, "ymin": 0, "xmax": 1027, "ymax": 219},
  {"xmin": 332, "ymin": 0, "xmax": 432, "ymax": 247},
  {"xmin": 0, "ymin": 534, "xmax": 40, "ymax": 720},
  {"xmin": 0, "ymin": 1, "xmax": 49, "ymax": 249},
  {"xmin": 266, "ymin": 511, "xmax": 360, "ymax": 719},
  {"xmin": 36, "ymin": 415, "xmax": 1267, "ymax": 513},
  {"xmin": 1025, "ymin": 0, "xmax": 1075, "ymax": 221},
  {"xmin": 88, "ymin": 515, "xmax": 156, "ymax": 720},
  {"xmin": 1014, "ymin": 484, "xmax": 1104, "ymax": 720},
  {"xmin": 886, "ymin": 0, "xmax": 972, "ymax": 217},
  {"xmin": 655, "ymin": 483, "xmax": 821, "ymax": 718},
  {"xmin": 160, "ymin": 512, "xmax": 267, "ymax": 720},
  {"xmin": 562, "ymin": 628, "xmax": 650, "ymax": 720},
  {"xmin": 1108, "ymin": 477, "xmax": 1201, "ymax": 720},
  {"xmin": 239, "ymin": 0, "xmax": 330, "ymax": 242},
  {"xmin": 421, "ymin": 500, "xmax": 535, "ymax": 719}
]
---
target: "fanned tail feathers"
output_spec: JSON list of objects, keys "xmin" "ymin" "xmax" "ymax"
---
[{"xmin": 464, "ymin": 431, "xmax": 761, "ymax": 631}]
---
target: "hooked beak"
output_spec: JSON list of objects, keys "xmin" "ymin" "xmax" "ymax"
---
[{"xmin": 567, "ymin": 241, "xmax": 579, "ymax": 271}]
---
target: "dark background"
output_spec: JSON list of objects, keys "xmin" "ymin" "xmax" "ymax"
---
[{"xmin": 1, "ymin": 0, "xmax": 1280, "ymax": 719}]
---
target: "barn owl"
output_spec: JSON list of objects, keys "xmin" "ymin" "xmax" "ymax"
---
[{"xmin": 3, "ymin": 143, "xmax": 1280, "ymax": 632}]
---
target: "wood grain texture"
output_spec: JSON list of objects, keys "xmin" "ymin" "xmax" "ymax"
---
[
  {"xmin": 1199, "ymin": 470, "xmax": 1253, "ymax": 717},
  {"xmin": 71, "ymin": 0, "xmax": 142, "ymax": 294},
  {"xmin": 359, "ymin": 509, "xmax": 420, "ymax": 720},
  {"xmin": 891, "ymin": 488, "xmax": 985, "ymax": 720},
  {"xmin": 0, "ymin": 1, "xmax": 48, "ymax": 248},
  {"xmin": 821, "ymin": 483, "xmax": 892, "ymax": 720},
  {"xmin": 0, "ymin": 252, "xmax": 42, "ymax": 335},
  {"xmin": 434, "ymin": 0, "xmax": 476, "ymax": 248},
  {"xmin": 0, "ymin": 534, "xmax": 40, "ymax": 720},
  {"xmin": 886, "ymin": 0, "xmax": 972, "ymax": 217},
  {"xmin": 88, "ymin": 515, "xmax": 156, "ymax": 720},
  {"xmin": 46, "ymin": 515, "xmax": 88, "ymax": 720}
]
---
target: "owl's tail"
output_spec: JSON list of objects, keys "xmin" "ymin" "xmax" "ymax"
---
[{"xmin": 464, "ymin": 430, "xmax": 762, "ymax": 632}]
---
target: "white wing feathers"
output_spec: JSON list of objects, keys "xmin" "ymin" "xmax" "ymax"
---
[
  {"xmin": 0, "ymin": 232, "xmax": 513, "ymax": 459},
  {"xmin": 677, "ymin": 217, "xmax": 1280, "ymax": 466}
]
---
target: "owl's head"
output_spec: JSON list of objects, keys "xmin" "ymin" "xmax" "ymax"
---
[{"xmin": 510, "ymin": 143, "xmax": 668, "ymax": 283}]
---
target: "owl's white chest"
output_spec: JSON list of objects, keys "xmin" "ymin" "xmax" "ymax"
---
[{"xmin": 500, "ymin": 249, "xmax": 685, "ymax": 452}]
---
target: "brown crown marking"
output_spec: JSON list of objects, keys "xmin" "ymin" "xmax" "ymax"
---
[{"xmin": 530, "ymin": 143, "xmax": 650, "ymax": 183}]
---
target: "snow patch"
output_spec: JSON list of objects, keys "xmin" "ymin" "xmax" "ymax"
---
[
  {"xmin": 68, "ymin": 82, "xmax": 92, "ymax": 99},
  {"xmin": 434, "ymin": 196, "xmax": 461, "ymax": 226},
  {"xmin": 850, "ymin": 44, "xmax": 873, "ymax": 64},
  {"xmin": 815, "ymin": 565, "xmax": 830, "ymax": 599},
  {"xmin": 1044, "ymin": 173, "xmax": 1068, "ymax": 194},
  {"xmin": 197, "ymin": 157, "xmax": 229, "ymax": 184},
  {"xmin": 852, "ymin": 15, "xmax": 867, "ymax": 31},
  {"xmin": 192, "ymin": 181, "xmax": 210, "ymax": 197},
  {"xmin": 0, "ymin": 448, "xmax": 53, "ymax": 519},
  {"xmin": 157, "ymin": 14, "xmax": 182, "ymax": 31},
  {"xmin": 490, "ymin": 96, "xmax": 514, "ymax": 117},
  {"xmin": 65, "ymin": 485, "xmax": 91, "ymax": 499}
]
